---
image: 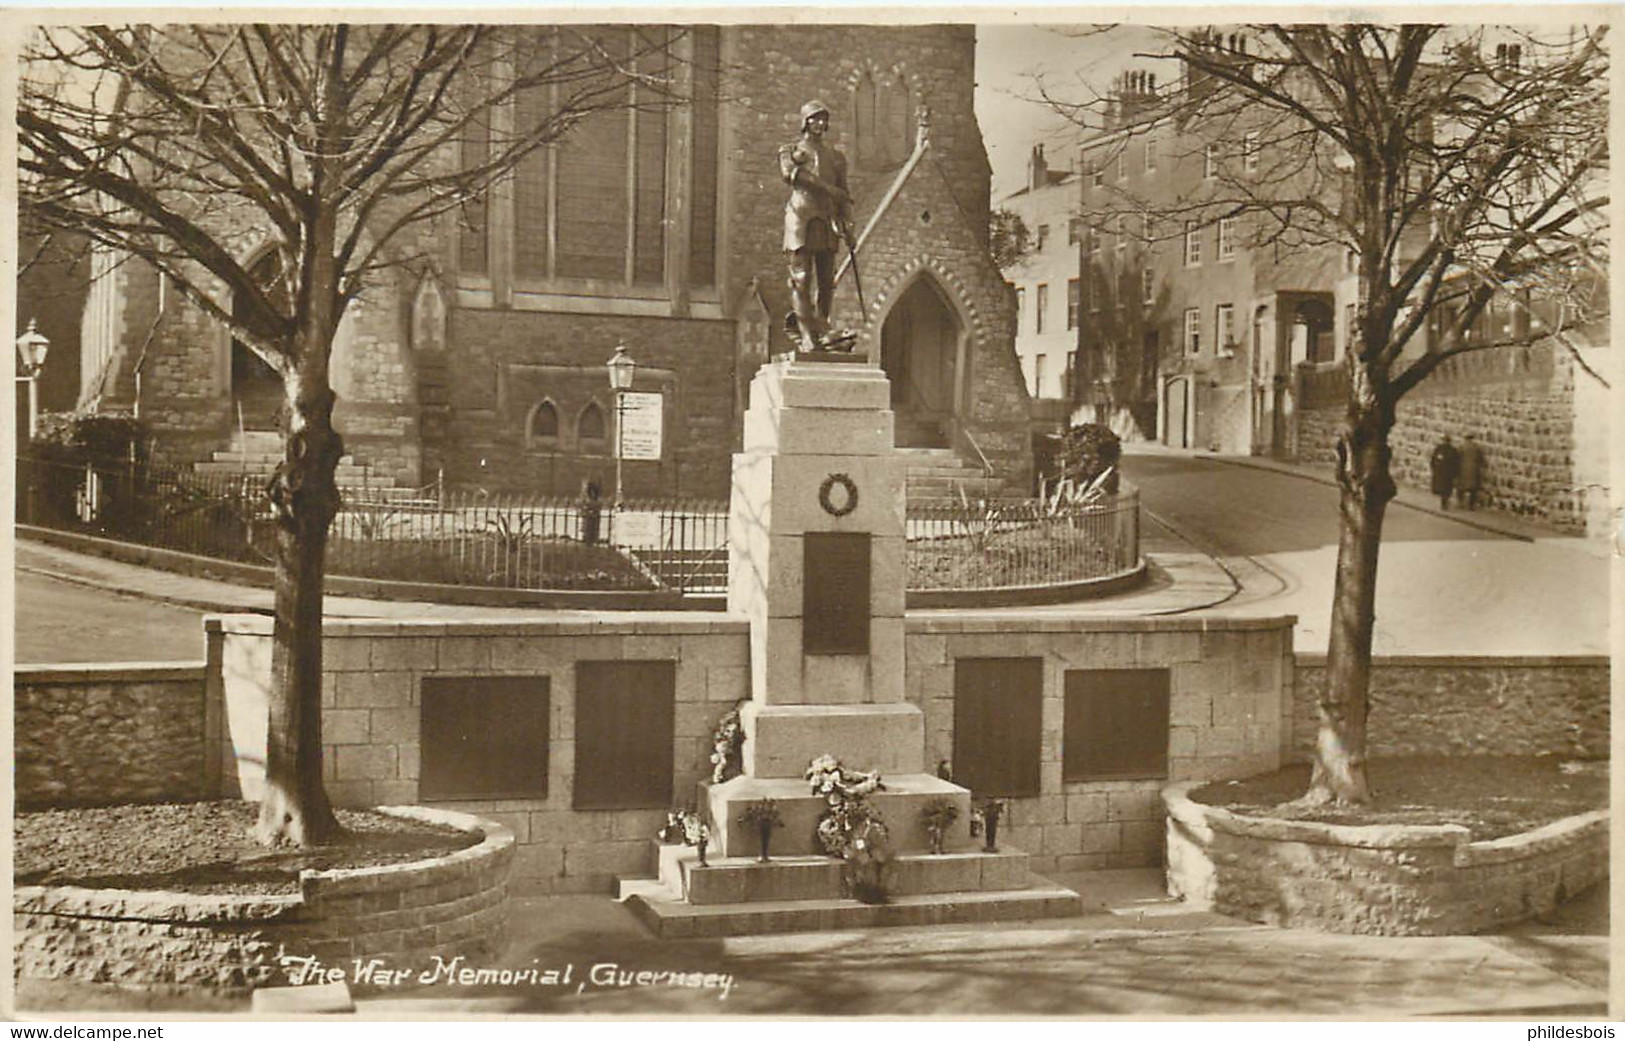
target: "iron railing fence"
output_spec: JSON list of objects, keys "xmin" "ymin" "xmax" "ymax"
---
[
  {"xmin": 905, "ymin": 489, "xmax": 1140, "ymax": 591},
  {"xmin": 15, "ymin": 454, "xmax": 730, "ymax": 594},
  {"xmin": 17, "ymin": 455, "xmax": 1141, "ymax": 596}
]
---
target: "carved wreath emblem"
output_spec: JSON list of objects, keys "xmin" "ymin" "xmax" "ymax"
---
[{"xmin": 818, "ymin": 473, "xmax": 859, "ymax": 517}]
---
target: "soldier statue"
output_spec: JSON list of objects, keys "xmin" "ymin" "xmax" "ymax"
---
[{"xmin": 780, "ymin": 99, "xmax": 857, "ymax": 352}]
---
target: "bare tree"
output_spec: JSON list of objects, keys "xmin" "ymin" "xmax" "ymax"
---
[
  {"xmin": 1054, "ymin": 25, "xmax": 1609, "ymax": 804},
  {"xmin": 19, "ymin": 24, "xmax": 698, "ymax": 844}
]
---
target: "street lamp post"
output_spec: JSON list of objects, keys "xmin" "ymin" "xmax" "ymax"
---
[
  {"xmin": 606, "ymin": 342, "xmax": 636, "ymax": 506},
  {"xmin": 15, "ymin": 319, "xmax": 51, "ymax": 442}
]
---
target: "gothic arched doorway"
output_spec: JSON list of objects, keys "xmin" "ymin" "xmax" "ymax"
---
[
  {"xmin": 231, "ymin": 252, "xmax": 287, "ymax": 430},
  {"xmin": 879, "ymin": 275, "xmax": 963, "ymax": 448}
]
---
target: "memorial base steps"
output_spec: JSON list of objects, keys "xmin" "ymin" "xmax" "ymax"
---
[{"xmin": 619, "ymin": 842, "xmax": 1081, "ymax": 938}]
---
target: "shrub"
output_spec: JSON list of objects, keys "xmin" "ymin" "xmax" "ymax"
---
[{"xmin": 1058, "ymin": 422, "xmax": 1122, "ymax": 493}]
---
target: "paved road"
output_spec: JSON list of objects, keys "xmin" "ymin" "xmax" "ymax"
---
[
  {"xmin": 1124, "ymin": 451, "xmax": 1610, "ymax": 656},
  {"xmin": 12, "ymin": 570, "xmax": 208, "ymax": 664}
]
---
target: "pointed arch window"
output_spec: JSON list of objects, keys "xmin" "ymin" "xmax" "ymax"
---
[
  {"xmin": 853, "ymin": 69, "xmax": 912, "ymax": 170},
  {"xmin": 577, "ymin": 401, "xmax": 609, "ymax": 454},
  {"xmin": 527, "ymin": 400, "xmax": 560, "ymax": 449}
]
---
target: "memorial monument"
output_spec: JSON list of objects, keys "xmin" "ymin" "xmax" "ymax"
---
[{"xmin": 619, "ymin": 100, "xmax": 1078, "ymax": 934}]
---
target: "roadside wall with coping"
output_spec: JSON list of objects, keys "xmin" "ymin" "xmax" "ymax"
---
[
  {"xmin": 214, "ymin": 611, "xmax": 1296, "ymax": 894},
  {"xmin": 1291, "ymin": 655, "xmax": 1610, "ymax": 762},
  {"xmin": 14, "ymin": 663, "xmax": 216, "ymax": 810}
]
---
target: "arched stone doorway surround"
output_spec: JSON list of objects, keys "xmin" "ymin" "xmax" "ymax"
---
[{"xmin": 868, "ymin": 261, "xmax": 977, "ymax": 450}]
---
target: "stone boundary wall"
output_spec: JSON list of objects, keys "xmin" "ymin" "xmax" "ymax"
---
[
  {"xmin": 13, "ymin": 807, "xmax": 513, "ymax": 992},
  {"xmin": 14, "ymin": 663, "xmax": 214, "ymax": 810},
  {"xmin": 909, "ymin": 616, "xmax": 1296, "ymax": 878},
  {"xmin": 1163, "ymin": 783, "xmax": 1608, "ymax": 935},
  {"xmin": 1291, "ymin": 344, "xmax": 1601, "ymax": 532},
  {"xmin": 1291, "ymin": 655, "xmax": 1610, "ymax": 762},
  {"xmin": 214, "ymin": 611, "xmax": 1296, "ymax": 895}
]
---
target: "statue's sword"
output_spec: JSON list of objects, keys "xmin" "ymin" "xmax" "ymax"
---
[{"xmin": 844, "ymin": 229, "xmax": 868, "ymax": 317}]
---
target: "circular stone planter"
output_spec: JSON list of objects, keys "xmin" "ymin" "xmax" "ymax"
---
[
  {"xmin": 1162, "ymin": 782, "xmax": 1608, "ymax": 936},
  {"xmin": 14, "ymin": 806, "xmax": 514, "ymax": 993}
]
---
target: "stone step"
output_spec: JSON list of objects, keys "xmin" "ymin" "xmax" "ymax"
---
[
  {"xmin": 706, "ymin": 773, "xmax": 972, "ymax": 858},
  {"xmin": 620, "ymin": 878, "xmax": 1082, "ymax": 939},
  {"xmin": 638, "ymin": 841, "xmax": 1037, "ymax": 905},
  {"xmin": 231, "ymin": 431, "xmax": 284, "ymax": 452}
]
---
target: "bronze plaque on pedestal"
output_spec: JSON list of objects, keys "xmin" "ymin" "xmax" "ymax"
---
[{"xmin": 803, "ymin": 531, "xmax": 870, "ymax": 654}]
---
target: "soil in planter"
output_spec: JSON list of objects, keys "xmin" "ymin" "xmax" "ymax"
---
[
  {"xmin": 15, "ymin": 801, "xmax": 480, "ymax": 896},
  {"xmin": 1189, "ymin": 756, "xmax": 1607, "ymax": 841}
]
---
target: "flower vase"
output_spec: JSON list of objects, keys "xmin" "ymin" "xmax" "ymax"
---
[{"xmin": 756, "ymin": 822, "xmax": 773, "ymax": 862}]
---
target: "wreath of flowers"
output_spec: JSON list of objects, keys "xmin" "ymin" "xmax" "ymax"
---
[
  {"xmin": 709, "ymin": 700, "xmax": 747, "ymax": 784},
  {"xmin": 817, "ymin": 472, "xmax": 859, "ymax": 517},
  {"xmin": 805, "ymin": 754, "xmax": 887, "ymax": 856},
  {"xmin": 658, "ymin": 808, "xmax": 711, "ymax": 848}
]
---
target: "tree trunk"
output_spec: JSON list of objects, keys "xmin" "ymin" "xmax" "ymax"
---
[
  {"xmin": 256, "ymin": 372, "xmax": 346, "ymax": 846},
  {"xmin": 1305, "ymin": 378, "xmax": 1396, "ymax": 807}
]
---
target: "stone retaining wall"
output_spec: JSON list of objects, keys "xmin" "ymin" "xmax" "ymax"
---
[
  {"xmin": 1291, "ymin": 655, "xmax": 1610, "ymax": 762},
  {"xmin": 1163, "ymin": 783, "xmax": 1608, "ymax": 935},
  {"xmin": 14, "ymin": 663, "xmax": 214, "ymax": 810},
  {"xmin": 214, "ymin": 611, "xmax": 1297, "ymax": 894},
  {"xmin": 1291, "ymin": 342, "xmax": 1610, "ymax": 535},
  {"xmin": 13, "ymin": 807, "xmax": 513, "ymax": 992}
]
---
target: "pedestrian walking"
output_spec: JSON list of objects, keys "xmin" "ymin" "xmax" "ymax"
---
[
  {"xmin": 1457, "ymin": 433, "xmax": 1485, "ymax": 510},
  {"xmin": 1429, "ymin": 435, "xmax": 1460, "ymax": 510},
  {"xmin": 579, "ymin": 480, "xmax": 603, "ymax": 544}
]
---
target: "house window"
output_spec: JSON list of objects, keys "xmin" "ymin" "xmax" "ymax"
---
[
  {"xmin": 1015, "ymin": 287, "xmax": 1026, "ymax": 331},
  {"xmin": 1184, "ymin": 307, "xmax": 1201, "ymax": 354},
  {"xmin": 1115, "ymin": 151, "xmax": 1126, "ymax": 182},
  {"xmin": 1143, "ymin": 134, "xmax": 1157, "ymax": 172},
  {"xmin": 1034, "ymin": 354, "xmax": 1047, "ymax": 396},
  {"xmin": 1141, "ymin": 268, "xmax": 1155, "ymax": 305},
  {"xmin": 1217, "ymin": 304, "xmax": 1236, "ymax": 356},
  {"xmin": 1036, "ymin": 283, "xmax": 1049, "ymax": 334},
  {"xmin": 1217, "ymin": 217, "xmax": 1236, "ymax": 262},
  {"xmin": 574, "ymin": 660, "xmax": 675, "ymax": 809},
  {"xmin": 462, "ymin": 27, "xmax": 722, "ymax": 293},
  {"xmin": 1116, "ymin": 215, "xmax": 1128, "ymax": 253},
  {"xmin": 1068, "ymin": 217, "xmax": 1083, "ymax": 245},
  {"xmin": 420, "ymin": 676, "xmax": 550, "ymax": 799},
  {"xmin": 1067, "ymin": 278, "xmax": 1080, "ymax": 330},
  {"xmin": 1089, "ymin": 271, "xmax": 1102, "ymax": 314},
  {"xmin": 953, "ymin": 658, "xmax": 1043, "ymax": 798},
  {"xmin": 1244, "ymin": 131, "xmax": 1260, "ymax": 173},
  {"xmin": 1063, "ymin": 668, "xmax": 1170, "ymax": 782},
  {"xmin": 1203, "ymin": 143, "xmax": 1218, "ymax": 180},
  {"xmin": 1345, "ymin": 303, "xmax": 1358, "ymax": 352},
  {"xmin": 1036, "ymin": 224, "xmax": 1051, "ymax": 252},
  {"xmin": 1092, "ymin": 161, "xmax": 1105, "ymax": 188},
  {"xmin": 1183, "ymin": 222, "xmax": 1202, "ymax": 266}
]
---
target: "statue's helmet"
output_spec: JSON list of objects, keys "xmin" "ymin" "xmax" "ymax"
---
[{"xmin": 800, "ymin": 99, "xmax": 832, "ymax": 128}]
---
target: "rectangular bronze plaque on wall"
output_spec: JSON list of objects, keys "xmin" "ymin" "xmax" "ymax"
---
[
  {"xmin": 803, "ymin": 532, "xmax": 870, "ymax": 655},
  {"xmin": 419, "ymin": 676, "xmax": 550, "ymax": 800},
  {"xmin": 1063, "ymin": 668, "xmax": 1171, "ymax": 781},
  {"xmin": 574, "ymin": 660, "xmax": 676, "ymax": 810},
  {"xmin": 953, "ymin": 657, "xmax": 1043, "ymax": 798}
]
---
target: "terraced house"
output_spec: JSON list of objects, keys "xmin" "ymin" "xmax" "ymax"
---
[{"xmin": 51, "ymin": 24, "xmax": 1033, "ymax": 501}]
